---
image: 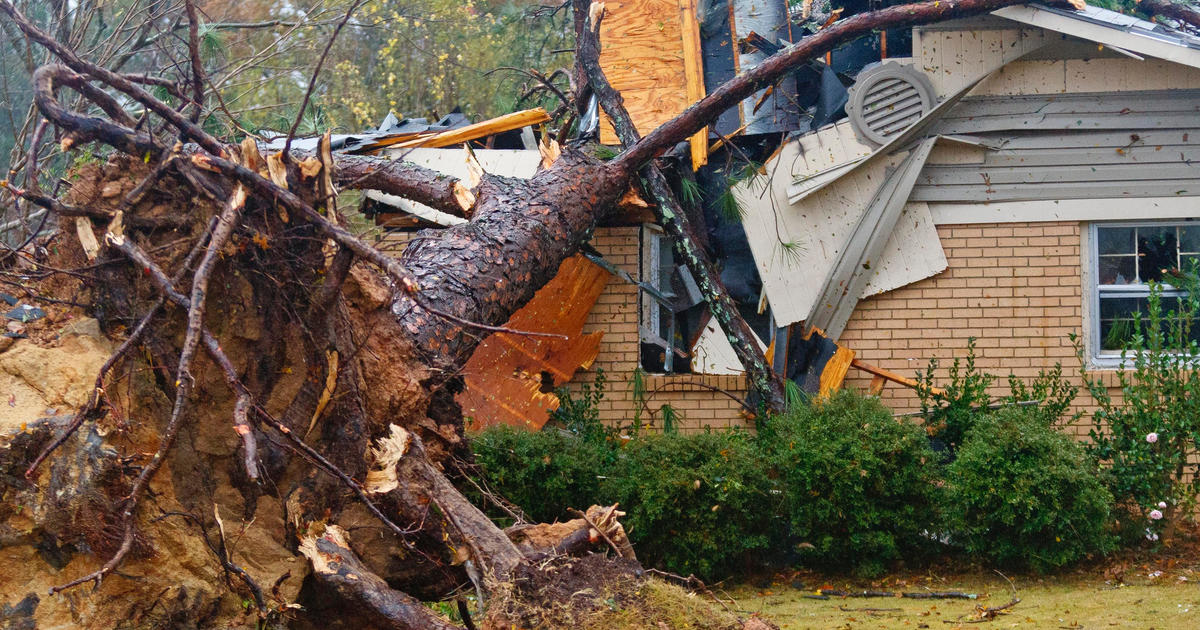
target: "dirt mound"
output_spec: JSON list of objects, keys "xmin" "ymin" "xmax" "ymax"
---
[
  {"xmin": 484, "ymin": 554, "xmax": 750, "ymax": 630},
  {"xmin": 0, "ymin": 318, "xmax": 306, "ymax": 629},
  {"xmin": 0, "ymin": 318, "xmax": 112, "ymax": 435}
]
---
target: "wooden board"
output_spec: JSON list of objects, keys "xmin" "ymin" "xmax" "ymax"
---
[
  {"xmin": 458, "ymin": 256, "xmax": 609, "ymax": 431},
  {"xmin": 598, "ymin": 0, "xmax": 705, "ymax": 157}
]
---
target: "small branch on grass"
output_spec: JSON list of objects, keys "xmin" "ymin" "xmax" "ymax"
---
[
  {"xmin": 838, "ymin": 605, "xmax": 902, "ymax": 613},
  {"xmin": 644, "ymin": 568, "xmax": 735, "ymax": 613}
]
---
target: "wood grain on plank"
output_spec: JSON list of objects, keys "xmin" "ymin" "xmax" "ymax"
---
[{"xmin": 598, "ymin": 0, "xmax": 692, "ymax": 144}]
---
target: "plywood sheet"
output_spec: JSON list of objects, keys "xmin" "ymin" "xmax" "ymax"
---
[
  {"xmin": 458, "ymin": 256, "xmax": 609, "ymax": 431},
  {"xmin": 735, "ymin": 140, "xmax": 947, "ymax": 328},
  {"xmin": 597, "ymin": 0, "xmax": 702, "ymax": 145}
]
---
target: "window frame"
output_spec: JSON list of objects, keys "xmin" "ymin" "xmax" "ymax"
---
[{"xmin": 1087, "ymin": 220, "xmax": 1199, "ymax": 367}]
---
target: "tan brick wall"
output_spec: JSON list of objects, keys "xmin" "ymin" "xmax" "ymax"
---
[
  {"xmin": 567, "ymin": 227, "xmax": 753, "ymax": 433},
  {"xmin": 386, "ymin": 221, "xmax": 1117, "ymax": 435},
  {"xmin": 840, "ymin": 221, "xmax": 1110, "ymax": 436}
]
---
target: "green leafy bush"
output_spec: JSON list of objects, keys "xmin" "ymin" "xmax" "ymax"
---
[
  {"xmin": 1078, "ymin": 273, "xmax": 1200, "ymax": 540},
  {"xmin": 943, "ymin": 408, "xmax": 1116, "ymax": 572},
  {"xmin": 759, "ymin": 391, "xmax": 941, "ymax": 577},
  {"xmin": 916, "ymin": 338, "xmax": 995, "ymax": 452},
  {"xmin": 605, "ymin": 430, "xmax": 780, "ymax": 579},
  {"xmin": 470, "ymin": 425, "xmax": 618, "ymax": 524}
]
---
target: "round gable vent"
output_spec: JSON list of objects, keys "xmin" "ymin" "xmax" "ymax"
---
[{"xmin": 845, "ymin": 62, "xmax": 937, "ymax": 146}]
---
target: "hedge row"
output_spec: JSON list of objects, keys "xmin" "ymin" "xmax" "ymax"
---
[{"xmin": 467, "ymin": 391, "xmax": 1115, "ymax": 579}]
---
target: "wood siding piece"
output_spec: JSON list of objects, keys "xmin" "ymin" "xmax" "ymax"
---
[
  {"xmin": 805, "ymin": 138, "xmax": 939, "ymax": 339},
  {"xmin": 458, "ymin": 255, "xmax": 609, "ymax": 431},
  {"xmin": 598, "ymin": 0, "xmax": 700, "ymax": 145}
]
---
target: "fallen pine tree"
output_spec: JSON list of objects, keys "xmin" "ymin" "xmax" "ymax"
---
[{"xmin": 0, "ymin": 0, "xmax": 1079, "ymax": 627}]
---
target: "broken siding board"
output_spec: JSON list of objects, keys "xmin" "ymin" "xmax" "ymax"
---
[
  {"xmin": 458, "ymin": 255, "xmax": 609, "ymax": 431},
  {"xmin": 805, "ymin": 138, "xmax": 939, "ymax": 339},
  {"xmin": 690, "ymin": 317, "xmax": 766, "ymax": 375},
  {"xmin": 861, "ymin": 202, "xmax": 947, "ymax": 298}
]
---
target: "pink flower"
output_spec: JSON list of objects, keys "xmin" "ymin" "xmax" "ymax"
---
[
  {"xmin": 1150, "ymin": 509, "xmax": 1164, "ymax": 520},
  {"xmin": 1158, "ymin": 501, "xmax": 1168, "ymax": 509},
  {"xmin": 1146, "ymin": 432, "xmax": 1159, "ymax": 444}
]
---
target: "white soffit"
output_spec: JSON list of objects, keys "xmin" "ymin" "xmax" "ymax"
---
[
  {"xmin": 992, "ymin": 5, "xmax": 1200, "ymax": 70},
  {"xmin": 368, "ymin": 148, "xmax": 542, "ymax": 227},
  {"xmin": 928, "ymin": 197, "xmax": 1200, "ymax": 225}
]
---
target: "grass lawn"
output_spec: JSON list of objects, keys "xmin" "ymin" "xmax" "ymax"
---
[{"xmin": 729, "ymin": 553, "xmax": 1200, "ymax": 629}]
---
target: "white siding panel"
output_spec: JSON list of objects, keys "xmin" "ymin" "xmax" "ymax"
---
[
  {"xmin": 691, "ymin": 318, "xmax": 766, "ymax": 375},
  {"xmin": 736, "ymin": 141, "xmax": 947, "ymax": 327}
]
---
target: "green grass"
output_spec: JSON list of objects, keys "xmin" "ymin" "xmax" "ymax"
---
[{"xmin": 730, "ymin": 571, "xmax": 1200, "ymax": 629}]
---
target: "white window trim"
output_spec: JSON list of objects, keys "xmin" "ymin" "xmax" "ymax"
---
[{"xmin": 1085, "ymin": 220, "xmax": 1200, "ymax": 369}]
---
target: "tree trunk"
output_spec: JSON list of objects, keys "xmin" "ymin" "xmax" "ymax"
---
[{"xmin": 0, "ymin": 0, "xmax": 1069, "ymax": 626}]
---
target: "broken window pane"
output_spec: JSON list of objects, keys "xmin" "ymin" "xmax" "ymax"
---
[
  {"xmin": 1098, "ymin": 256, "xmax": 1135, "ymax": 285},
  {"xmin": 1097, "ymin": 226, "xmax": 1135, "ymax": 256},
  {"xmin": 1137, "ymin": 226, "xmax": 1178, "ymax": 282}
]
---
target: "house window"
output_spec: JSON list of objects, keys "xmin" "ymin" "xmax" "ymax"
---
[
  {"xmin": 639, "ymin": 226, "xmax": 702, "ymax": 373},
  {"xmin": 1092, "ymin": 221, "xmax": 1200, "ymax": 356}
]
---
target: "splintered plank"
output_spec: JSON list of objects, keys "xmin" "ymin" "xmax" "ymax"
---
[
  {"xmin": 367, "ymin": 108, "xmax": 552, "ymax": 151},
  {"xmin": 678, "ymin": 0, "xmax": 707, "ymax": 170},
  {"xmin": 458, "ymin": 255, "xmax": 610, "ymax": 431},
  {"xmin": 597, "ymin": 0, "xmax": 697, "ymax": 148}
]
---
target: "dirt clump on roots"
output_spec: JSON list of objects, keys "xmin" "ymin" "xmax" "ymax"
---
[{"xmin": 483, "ymin": 553, "xmax": 754, "ymax": 630}]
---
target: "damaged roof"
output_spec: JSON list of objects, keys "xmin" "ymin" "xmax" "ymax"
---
[{"xmin": 993, "ymin": 4, "xmax": 1200, "ymax": 68}]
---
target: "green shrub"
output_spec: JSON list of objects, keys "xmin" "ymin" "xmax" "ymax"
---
[
  {"xmin": 943, "ymin": 408, "xmax": 1116, "ymax": 572},
  {"xmin": 916, "ymin": 338, "xmax": 1079, "ymax": 453},
  {"xmin": 469, "ymin": 425, "xmax": 618, "ymax": 524},
  {"xmin": 606, "ymin": 430, "xmax": 779, "ymax": 579},
  {"xmin": 1078, "ymin": 271, "xmax": 1200, "ymax": 540},
  {"xmin": 760, "ymin": 391, "xmax": 940, "ymax": 577},
  {"xmin": 916, "ymin": 338, "xmax": 995, "ymax": 452}
]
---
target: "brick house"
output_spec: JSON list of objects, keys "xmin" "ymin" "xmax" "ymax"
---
[
  {"xmin": 372, "ymin": 5, "xmax": 1200, "ymax": 434},
  {"xmin": 567, "ymin": 4, "xmax": 1200, "ymax": 434}
]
